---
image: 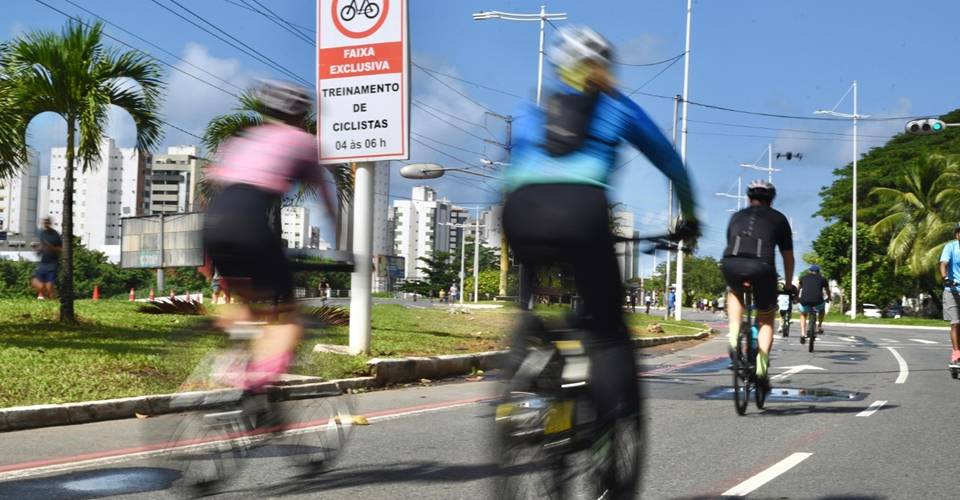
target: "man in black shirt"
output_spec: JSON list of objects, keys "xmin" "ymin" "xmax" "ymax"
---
[
  {"xmin": 798, "ymin": 265, "xmax": 830, "ymax": 342},
  {"xmin": 31, "ymin": 217, "xmax": 62, "ymax": 300},
  {"xmin": 720, "ymin": 180, "xmax": 795, "ymax": 393}
]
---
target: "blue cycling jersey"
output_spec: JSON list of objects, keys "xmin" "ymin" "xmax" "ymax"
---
[{"xmin": 506, "ymin": 86, "xmax": 696, "ymax": 218}]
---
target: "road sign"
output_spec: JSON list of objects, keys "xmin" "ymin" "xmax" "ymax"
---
[{"xmin": 318, "ymin": 0, "xmax": 409, "ymax": 164}]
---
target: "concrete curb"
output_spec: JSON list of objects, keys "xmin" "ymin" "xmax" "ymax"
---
[
  {"xmin": 0, "ymin": 329, "xmax": 712, "ymax": 432},
  {"xmin": 821, "ymin": 321, "xmax": 948, "ymax": 332}
]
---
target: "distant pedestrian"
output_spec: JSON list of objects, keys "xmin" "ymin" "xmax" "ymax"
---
[
  {"xmin": 629, "ymin": 291, "xmax": 637, "ymax": 313},
  {"xmin": 211, "ymin": 269, "xmax": 223, "ymax": 304},
  {"xmin": 439, "ymin": 288, "xmax": 447, "ymax": 303},
  {"xmin": 668, "ymin": 288, "xmax": 676, "ymax": 316},
  {"xmin": 450, "ymin": 284, "xmax": 459, "ymax": 303},
  {"xmin": 644, "ymin": 294, "xmax": 652, "ymax": 315},
  {"xmin": 31, "ymin": 217, "xmax": 62, "ymax": 300}
]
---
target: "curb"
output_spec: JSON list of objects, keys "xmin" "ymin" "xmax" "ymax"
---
[
  {"xmin": 0, "ymin": 329, "xmax": 711, "ymax": 432},
  {"xmin": 821, "ymin": 321, "xmax": 948, "ymax": 332}
]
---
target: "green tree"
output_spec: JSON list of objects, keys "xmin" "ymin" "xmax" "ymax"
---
[
  {"xmin": 416, "ymin": 250, "xmax": 458, "ymax": 293},
  {"xmin": 465, "ymin": 269, "xmax": 518, "ymax": 300},
  {"xmin": 0, "ymin": 20, "xmax": 163, "ymax": 321},
  {"xmin": 869, "ymin": 154, "xmax": 960, "ymax": 277},
  {"xmin": 680, "ymin": 254, "xmax": 726, "ymax": 306}
]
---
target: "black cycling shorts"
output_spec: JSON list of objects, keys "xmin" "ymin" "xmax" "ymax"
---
[
  {"xmin": 203, "ymin": 183, "xmax": 293, "ymax": 303},
  {"xmin": 720, "ymin": 257, "xmax": 778, "ymax": 312}
]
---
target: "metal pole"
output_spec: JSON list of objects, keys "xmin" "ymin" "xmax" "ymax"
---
[
  {"xmin": 767, "ymin": 143, "xmax": 773, "ymax": 183},
  {"xmin": 536, "ymin": 5, "xmax": 546, "ymax": 106},
  {"xmin": 156, "ymin": 213, "xmax": 165, "ymax": 292},
  {"xmin": 737, "ymin": 176, "xmax": 743, "ymax": 210},
  {"xmin": 499, "ymin": 117, "xmax": 512, "ymax": 297},
  {"xmin": 473, "ymin": 207, "xmax": 481, "ymax": 302},
  {"xmin": 348, "ymin": 162, "xmax": 375, "ymax": 354},
  {"xmin": 851, "ymin": 80, "xmax": 859, "ymax": 319},
  {"xmin": 460, "ymin": 225, "xmax": 466, "ymax": 305},
  {"xmin": 675, "ymin": 0, "xmax": 693, "ymax": 321},
  {"xmin": 665, "ymin": 94, "xmax": 679, "ymax": 319}
]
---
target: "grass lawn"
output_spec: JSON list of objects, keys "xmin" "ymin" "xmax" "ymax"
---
[
  {"xmin": 0, "ymin": 299, "xmax": 709, "ymax": 408},
  {"xmin": 823, "ymin": 312, "xmax": 949, "ymax": 328}
]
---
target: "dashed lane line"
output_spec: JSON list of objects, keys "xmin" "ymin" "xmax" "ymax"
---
[
  {"xmin": 721, "ymin": 452, "xmax": 813, "ymax": 497},
  {"xmin": 856, "ymin": 400, "xmax": 888, "ymax": 417}
]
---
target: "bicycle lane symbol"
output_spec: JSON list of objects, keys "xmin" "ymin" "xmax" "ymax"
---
[{"xmin": 332, "ymin": 0, "xmax": 389, "ymax": 39}]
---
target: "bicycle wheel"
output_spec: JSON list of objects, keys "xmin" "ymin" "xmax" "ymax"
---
[
  {"xmin": 363, "ymin": 1, "xmax": 380, "ymax": 19},
  {"xmin": 732, "ymin": 322, "xmax": 750, "ymax": 416},
  {"xmin": 282, "ymin": 396, "xmax": 354, "ymax": 471},
  {"xmin": 493, "ymin": 393, "xmax": 565, "ymax": 500},
  {"xmin": 165, "ymin": 407, "xmax": 245, "ymax": 495},
  {"xmin": 340, "ymin": 4, "xmax": 357, "ymax": 21},
  {"xmin": 808, "ymin": 314, "xmax": 817, "ymax": 353}
]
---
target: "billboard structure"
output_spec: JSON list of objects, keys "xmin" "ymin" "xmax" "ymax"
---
[{"xmin": 121, "ymin": 212, "xmax": 204, "ymax": 269}]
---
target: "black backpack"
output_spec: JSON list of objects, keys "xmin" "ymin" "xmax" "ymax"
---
[{"xmin": 542, "ymin": 91, "xmax": 607, "ymax": 157}]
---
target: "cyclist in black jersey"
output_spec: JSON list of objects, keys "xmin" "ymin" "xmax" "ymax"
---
[
  {"xmin": 720, "ymin": 180, "xmax": 795, "ymax": 394},
  {"xmin": 798, "ymin": 265, "xmax": 830, "ymax": 342}
]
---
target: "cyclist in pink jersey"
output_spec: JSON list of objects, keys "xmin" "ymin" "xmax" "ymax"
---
[{"xmin": 203, "ymin": 80, "xmax": 336, "ymax": 392}]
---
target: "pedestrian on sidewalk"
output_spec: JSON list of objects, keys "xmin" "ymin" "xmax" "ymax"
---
[
  {"xmin": 439, "ymin": 288, "xmax": 447, "ymax": 303},
  {"xmin": 668, "ymin": 287, "xmax": 676, "ymax": 316},
  {"xmin": 450, "ymin": 283, "xmax": 459, "ymax": 303},
  {"xmin": 31, "ymin": 217, "xmax": 62, "ymax": 300}
]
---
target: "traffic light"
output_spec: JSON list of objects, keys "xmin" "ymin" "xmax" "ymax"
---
[{"xmin": 905, "ymin": 118, "xmax": 947, "ymax": 135}]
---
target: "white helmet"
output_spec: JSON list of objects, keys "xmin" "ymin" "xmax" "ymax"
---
[
  {"xmin": 746, "ymin": 179, "xmax": 777, "ymax": 202},
  {"xmin": 253, "ymin": 79, "xmax": 313, "ymax": 120},
  {"xmin": 547, "ymin": 26, "xmax": 613, "ymax": 72}
]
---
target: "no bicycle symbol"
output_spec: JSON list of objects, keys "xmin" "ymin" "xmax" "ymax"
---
[{"xmin": 332, "ymin": 0, "xmax": 389, "ymax": 39}]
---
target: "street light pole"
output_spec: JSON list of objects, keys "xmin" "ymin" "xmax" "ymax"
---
[
  {"xmin": 675, "ymin": 0, "xmax": 693, "ymax": 321},
  {"xmin": 473, "ymin": 207, "xmax": 481, "ymax": 302},
  {"xmin": 815, "ymin": 81, "xmax": 868, "ymax": 319},
  {"xmin": 665, "ymin": 94, "xmax": 679, "ymax": 320},
  {"xmin": 472, "ymin": 7, "xmax": 568, "ymax": 107}
]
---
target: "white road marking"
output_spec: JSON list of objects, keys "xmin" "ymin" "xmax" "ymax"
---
[
  {"xmin": 839, "ymin": 336, "xmax": 857, "ymax": 343},
  {"xmin": 886, "ymin": 347, "xmax": 909, "ymax": 384},
  {"xmin": 771, "ymin": 365, "xmax": 825, "ymax": 381},
  {"xmin": 882, "ymin": 339, "xmax": 897, "ymax": 343},
  {"xmin": 909, "ymin": 338, "xmax": 937, "ymax": 345},
  {"xmin": 856, "ymin": 400, "xmax": 888, "ymax": 417},
  {"xmin": 722, "ymin": 452, "xmax": 813, "ymax": 496}
]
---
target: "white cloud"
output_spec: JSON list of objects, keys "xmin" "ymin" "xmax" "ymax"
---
[
  {"xmin": 619, "ymin": 33, "xmax": 671, "ymax": 65},
  {"xmin": 160, "ymin": 42, "xmax": 253, "ymax": 148},
  {"xmin": 10, "ymin": 22, "xmax": 25, "ymax": 38}
]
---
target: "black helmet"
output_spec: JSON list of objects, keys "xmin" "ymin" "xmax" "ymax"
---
[
  {"xmin": 746, "ymin": 179, "xmax": 776, "ymax": 203},
  {"xmin": 253, "ymin": 79, "xmax": 313, "ymax": 122}
]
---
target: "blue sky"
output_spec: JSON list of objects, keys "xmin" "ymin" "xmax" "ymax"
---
[{"xmin": 7, "ymin": 0, "xmax": 960, "ymax": 275}]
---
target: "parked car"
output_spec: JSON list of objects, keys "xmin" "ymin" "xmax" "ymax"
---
[
  {"xmin": 883, "ymin": 304, "xmax": 905, "ymax": 318},
  {"xmin": 862, "ymin": 303, "xmax": 883, "ymax": 318}
]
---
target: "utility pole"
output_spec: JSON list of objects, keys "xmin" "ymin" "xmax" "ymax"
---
[
  {"xmin": 473, "ymin": 207, "xmax": 481, "ymax": 302},
  {"xmin": 483, "ymin": 111, "xmax": 513, "ymax": 298},
  {"xmin": 665, "ymin": 94, "xmax": 679, "ymax": 320},
  {"xmin": 674, "ymin": 0, "xmax": 693, "ymax": 321},
  {"xmin": 349, "ymin": 162, "xmax": 375, "ymax": 354}
]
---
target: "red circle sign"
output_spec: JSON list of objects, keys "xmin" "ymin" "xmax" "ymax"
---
[{"xmin": 332, "ymin": 0, "xmax": 390, "ymax": 39}]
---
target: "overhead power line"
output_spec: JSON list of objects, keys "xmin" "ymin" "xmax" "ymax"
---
[
  {"xmin": 411, "ymin": 132, "xmax": 486, "ymax": 157},
  {"xmin": 687, "ymin": 119, "xmax": 894, "ymax": 139},
  {"xmin": 34, "ymin": 0, "xmax": 241, "ymax": 99},
  {"xmin": 413, "ymin": 63, "xmax": 497, "ymax": 113},
  {"xmin": 616, "ymin": 52, "xmax": 686, "ymax": 68},
  {"xmin": 413, "ymin": 63, "xmax": 525, "ymax": 99},
  {"xmin": 627, "ymin": 54, "xmax": 684, "ymax": 95},
  {"xmin": 222, "ymin": 0, "xmax": 316, "ymax": 35},
  {"xmin": 413, "ymin": 103, "xmax": 491, "ymax": 142},
  {"xmin": 411, "ymin": 99, "xmax": 488, "ymax": 130},
  {"xmin": 235, "ymin": 0, "xmax": 314, "ymax": 44},
  {"xmin": 150, "ymin": 0, "xmax": 311, "ymax": 86}
]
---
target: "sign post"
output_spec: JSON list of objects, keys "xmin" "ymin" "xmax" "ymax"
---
[{"xmin": 318, "ymin": 0, "xmax": 408, "ymax": 355}]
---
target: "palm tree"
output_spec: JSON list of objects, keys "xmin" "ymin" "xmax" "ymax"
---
[
  {"xmin": 200, "ymin": 90, "xmax": 354, "ymax": 241},
  {"xmin": 0, "ymin": 21, "xmax": 163, "ymax": 321},
  {"xmin": 870, "ymin": 154, "xmax": 960, "ymax": 277}
]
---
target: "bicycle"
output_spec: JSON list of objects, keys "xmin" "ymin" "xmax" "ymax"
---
[
  {"xmin": 806, "ymin": 306, "xmax": 817, "ymax": 353},
  {"xmin": 162, "ymin": 256, "xmax": 357, "ymax": 495},
  {"xmin": 340, "ymin": 0, "xmax": 380, "ymax": 21},
  {"xmin": 494, "ymin": 233, "xmax": 681, "ymax": 499},
  {"xmin": 731, "ymin": 283, "xmax": 768, "ymax": 416}
]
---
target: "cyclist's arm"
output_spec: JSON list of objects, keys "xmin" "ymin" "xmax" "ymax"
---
[
  {"xmin": 782, "ymin": 250, "xmax": 795, "ymax": 293},
  {"xmin": 942, "ymin": 261, "xmax": 950, "ymax": 281},
  {"xmin": 618, "ymin": 93, "xmax": 697, "ymax": 220},
  {"xmin": 940, "ymin": 243, "xmax": 953, "ymax": 280}
]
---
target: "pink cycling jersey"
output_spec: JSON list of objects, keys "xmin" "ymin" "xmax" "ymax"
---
[{"xmin": 206, "ymin": 123, "xmax": 323, "ymax": 194}]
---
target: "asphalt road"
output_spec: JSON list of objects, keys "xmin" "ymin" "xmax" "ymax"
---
[{"xmin": 0, "ymin": 318, "xmax": 956, "ymax": 499}]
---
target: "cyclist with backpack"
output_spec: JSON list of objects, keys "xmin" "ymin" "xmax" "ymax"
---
[
  {"xmin": 720, "ymin": 180, "xmax": 795, "ymax": 396},
  {"xmin": 502, "ymin": 26, "xmax": 699, "ymax": 498}
]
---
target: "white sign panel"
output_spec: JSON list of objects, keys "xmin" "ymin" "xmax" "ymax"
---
[{"xmin": 318, "ymin": 0, "xmax": 409, "ymax": 164}]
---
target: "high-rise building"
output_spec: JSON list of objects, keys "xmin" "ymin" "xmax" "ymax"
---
[
  {"xmin": 392, "ymin": 185, "xmax": 453, "ymax": 280},
  {"xmin": 480, "ymin": 204, "xmax": 504, "ymax": 250},
  {"xmin": 36, "ymin": 175, "xmax": 49, "ymax": 226},
  {"xmin": 145, "ymin": 145, "xmax": 206, "ymax": 214},
  {"xmin": 47, "ymin": 138, "xmax": 144, "ymax": 250},
  {"xmin": 613, "ymin": 209, "xmax": 636, "ymax": 282},
  {"xmin": 281, "ymin": 206, "xmax": 310, "ymax": 249},
  {"xmin": 0, "ymin": 148, "xmax": 39, "ymax": 239}
]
